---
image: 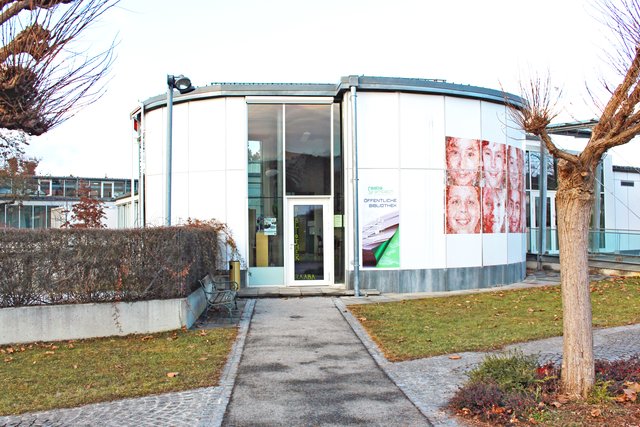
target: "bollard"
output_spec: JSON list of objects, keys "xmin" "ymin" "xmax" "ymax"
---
[{"xmin": 229, "ymin": 260, "xmax": 241, "ymax": 287}]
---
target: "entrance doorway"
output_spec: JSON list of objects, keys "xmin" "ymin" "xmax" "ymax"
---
[{"xmin": 287, "ymin": 199, "xmax": 332, "ymax": 286}]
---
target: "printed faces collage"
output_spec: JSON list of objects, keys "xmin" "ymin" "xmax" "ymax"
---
[{"xmin": 445, "ymin": 136, "xmax": 525, "ymax": 235}]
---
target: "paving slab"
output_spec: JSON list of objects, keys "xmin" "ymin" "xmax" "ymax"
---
[{"xmin": 222, "ymin": 297, "xmax": 430, "ymax": 426}]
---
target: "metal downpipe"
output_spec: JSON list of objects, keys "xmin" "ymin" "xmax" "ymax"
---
[{"xmin": 351, "ymin": 85, "xmax": 360, "ymax": 297}]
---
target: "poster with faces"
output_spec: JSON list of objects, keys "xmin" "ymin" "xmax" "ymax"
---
[{"xmin": 445, "ymin": 137, "xmax": 524, "ymax": 234}]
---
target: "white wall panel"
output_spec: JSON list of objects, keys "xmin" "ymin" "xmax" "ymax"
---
[
  {"xmin": 506, "ymin": 111, "xmax": 525, "ymax": 149},
  {"xmin": 399, "ymin": 94, "xmax": 445, "ymax": 170},
  {"xmin": 507, "ymin": 232, "xmax": 525, "ymax": 263},
  {"xmin": 399, "ymin": 169, "xmax": 427, "ymax": 269},
  {"xmin": 187, "ymin": 171, "xmax": 226, "ymax": 221},
  {"xmin": 357, "ymin": 92, "xmax": 400, "ymax": 169},
  {"xmin": 445, "ymin": 97, "xmax": 481, "ymax": 139},
  {"xmin": 144, "ymin": 109, "xmax": 164, "ymax": 176},
  {"xmin": 481, "ymin": 102, "xmax": 507, "ymax": 145},
  {"xmin": 423, "ymin": 170, "xmax": 446, "ymax": 268},
  {"xmin": 482, "ymin": 233, "xmax": 508, "ymax": 266},
  {"xmin": 144, "ymin": 174, "xmax": 164, "ymax": 226},
  {"xmin": 172, "ymin": 103, "xmax": 190, "ymax": 174},
  {"xmin": 171, "ymin": 172, "xmax": 189, "ymax": 224},
  {"xmin": 446, "ymin": 234, "xmax": 482, "ymax": 268},
  {"xmin": 188, "ymin": 99, "xmax": 226, "ymax": 172},
  {"xmin": 226, "ymin": 98, "xmax": 248, "ymax": 171}
]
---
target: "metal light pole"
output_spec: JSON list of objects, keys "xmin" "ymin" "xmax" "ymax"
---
[{"xmin": 165, "ymin": 74, "xmax": 195, "ymax": 226}]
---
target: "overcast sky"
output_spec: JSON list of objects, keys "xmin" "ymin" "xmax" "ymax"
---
[{"xmin": 27, "ymin": 0, "xmax": 640, "ymax": 178}]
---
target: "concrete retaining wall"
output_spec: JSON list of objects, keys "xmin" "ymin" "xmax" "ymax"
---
[{"xmin": 0, "ymin": 286, "xmax": 208, "ymax": 345}]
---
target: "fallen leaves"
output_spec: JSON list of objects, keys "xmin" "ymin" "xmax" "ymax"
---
[
  {"xmin": 616, "ymin": 382, "xmax": 640, "ymax": 402},
  {"xmin": 449, "ymin": 355, "xmax": 462, "ymax": 360}
]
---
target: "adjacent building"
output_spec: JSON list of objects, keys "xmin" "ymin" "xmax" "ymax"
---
[{"xmin": 0, "ymin": 176, "xmax": 138, "ymax": 229}]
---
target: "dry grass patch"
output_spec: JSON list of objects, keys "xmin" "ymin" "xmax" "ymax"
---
[
  {"xmin": 348, "ymin": 277, "xmax": 640, "ymax": 361},
  {"xmin": 0, "ymin": 327, "xmax": 237, "ymax": 416}
]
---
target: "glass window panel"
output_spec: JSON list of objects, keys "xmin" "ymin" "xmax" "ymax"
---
[
  {"xmin": 21, "ymin": 205, "xmax": 33, "ymax": 228},
  {"xmin": 293, "ymin": 204, "xmax": 324, "ymax": 280},
  {"xmin": 248, "ymin": 104, "xmax": 283, "ymax": 199},
  {"xmin": 89, "ymin": 181, "xmax": 100, "ymax": 198},
  {"xmin": 333, "ymin": 103, "xmax": 344, "ymax": 283},
  {"xmin": 546, "ymin": 156, "xmax": 557, "ymax": 190},
  {"xmin": 64, "ymin": 180, "xmax": 78, "ymax": 197},
  {"xmin": 525, "ymin": 192, "xmax": 530, "ymax": 230},
  {"xmin": 38, "ymin": 179, "xmax": 51, "ymax": 196},
  {"xmin": 33, "ymin": 205, "xmax": 46, "ymax": 228},
  {"xmin": 102, "ymin": 182, "xmax": 114, "ymax": 199},
  {"xmin": 114, "ymin": 181, "xmax": 126, "ymax": 197},
  {"xmin": 247, "ymin": 104, "xmax": 285, "ymax": 273},
  {"xmin": 285, "ymin": 104, "xmax": 331, "ymax": 195},
  {"xmin": 248, "ymin": 197, "xmax": 283, "ymax": 267},
  {"xmin": 6, "ymin": 204, "xmax": 19, "ymax": 228},
  {"xmin": 51, "ymin": 179, "xmax": 63, "ymax": 196},
  {"xmin": 529, "ymin": 152, "xmax": 540, "ymax": 190},
  {"xmin": 525, "ymin": 151, "xmax": 531, "ymax": 190},
  {"xmin": 0, "ymin": 178, "xmax": 11, "ymax": 196}
]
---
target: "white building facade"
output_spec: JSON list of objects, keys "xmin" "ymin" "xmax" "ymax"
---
[{"xmin": 131, "ymin": 76, "xmax": 527, "ymax": 292}]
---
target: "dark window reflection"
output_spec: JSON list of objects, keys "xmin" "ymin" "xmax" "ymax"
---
[{"xmin": 285, "ymin": 104, "xmax": 331, "ymax": 195}]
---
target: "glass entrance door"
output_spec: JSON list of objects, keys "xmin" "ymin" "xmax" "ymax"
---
[{"xmin": 287, "ymin": 199, "xmax": 332, "ymax": 286}]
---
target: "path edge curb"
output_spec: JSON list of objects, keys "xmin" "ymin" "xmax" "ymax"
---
[
  {"xmin": 333, "ymin": 297, "xmax": 436, "ymax": 426},
  {"xmin": 198, "ymin": 298, "xmax": 256, "ymax": 427}
]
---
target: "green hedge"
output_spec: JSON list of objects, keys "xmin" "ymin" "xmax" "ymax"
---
[{"xmin": 0, "ymin": 227, "xmax": 219, "ymax": 307}]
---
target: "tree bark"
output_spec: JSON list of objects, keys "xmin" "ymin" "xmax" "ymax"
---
[{"xmin": 556, "ymin": 160, "xmax": 595, "ymax": 399}]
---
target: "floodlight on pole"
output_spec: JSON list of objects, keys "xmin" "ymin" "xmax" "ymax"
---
[{"xmin": 165, "ymin": 74, "xmax": 195, "ymax": 226}]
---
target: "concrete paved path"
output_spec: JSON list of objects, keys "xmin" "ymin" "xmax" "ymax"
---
[{"xmin": 222, "ymin": 297, "xmax": 430, "ymax": 427}]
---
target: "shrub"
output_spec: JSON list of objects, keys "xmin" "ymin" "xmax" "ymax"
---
[
  {"xmin": 0, "ymin": 227, "xmax": 220, "ymax": 307},
  {"xmin": 595, "ymin": 355, "xmax": 640, "ymax": 395},
  {"xmin": 449, "ymin": 381, "xmax": 506, "ymax": 419},
  {"xmin": 468, "ymin": 350, "xmax": 539, "ymax": 392}
]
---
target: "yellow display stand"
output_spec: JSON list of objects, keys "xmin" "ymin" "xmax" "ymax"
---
[{"xmin": 256, "ymin": 232, "xmax": 268, "ymax": 267}]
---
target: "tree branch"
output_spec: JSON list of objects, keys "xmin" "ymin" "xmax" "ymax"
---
[{"xmin": 0, "ymin": 0, "xmax": 73, "ymax": 27}]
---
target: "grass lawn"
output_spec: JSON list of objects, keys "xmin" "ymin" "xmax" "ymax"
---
[
  {"xmin": 0, "ymin": 327, "xmax": 237, "ymax": 416},
  {"xmin": 348, "ymin": 277, "xmax": 640, "ymax": 362}
]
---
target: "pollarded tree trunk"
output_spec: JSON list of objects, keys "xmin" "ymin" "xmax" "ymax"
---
[{"xmin": 556, "ymin": 160, "xmax": 596, "ymax": 399}]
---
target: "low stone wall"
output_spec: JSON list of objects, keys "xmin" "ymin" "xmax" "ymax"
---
[{"xmin": 0, "ymin": 286, "xmax": 208, "ymax": 345}]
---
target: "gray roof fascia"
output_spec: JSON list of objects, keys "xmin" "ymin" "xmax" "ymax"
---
[
  {"xmin": 140, "ymin": 82, "xmax": 338, "ymax": 112},
  {"xmin": 135, "ymin": 75, "xmax": 524, "ymax": 115},
  {"xmin": 337, "ymin": 75, "xmax": 523, "ymax": 107}
]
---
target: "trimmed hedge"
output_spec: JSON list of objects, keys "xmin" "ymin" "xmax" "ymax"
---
[{"xmin": 0, "ymin": 227, "xmax": 219, "ymax": 307}]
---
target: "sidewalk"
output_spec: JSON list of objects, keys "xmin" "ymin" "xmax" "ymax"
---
[{"xmin": 222, "ymin": 298, "xmax": 430, "ymax": 426}]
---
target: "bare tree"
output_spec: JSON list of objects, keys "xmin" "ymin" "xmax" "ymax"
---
[
  {"xmin": 509, "ymin": 0, "xmax": 640, "ymax": 399},
  {"xmin": 0, "ymin": 0, "xmax": 118, "ymax": 136}
]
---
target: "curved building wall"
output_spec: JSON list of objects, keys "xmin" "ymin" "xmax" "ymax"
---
[
  {"xmin": 344, "ymin": 91, "xmax": 526, "ymax": 293},
  {"xmin": 138, "ymin": 77, "xmax": 526, "ymax": 292},
  {"xmin": 143, "ymin": 97, "xmax": 249, "ymax": 263}
]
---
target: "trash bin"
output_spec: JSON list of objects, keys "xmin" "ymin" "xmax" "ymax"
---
[{"xmin": 229, "ymin": 260, "xmax": 241, "ymax": 288}]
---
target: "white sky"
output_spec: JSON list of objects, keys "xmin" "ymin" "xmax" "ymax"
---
[{"xmin": 27, "ymin": 0, "xmax": 640, "ymax": 178}]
